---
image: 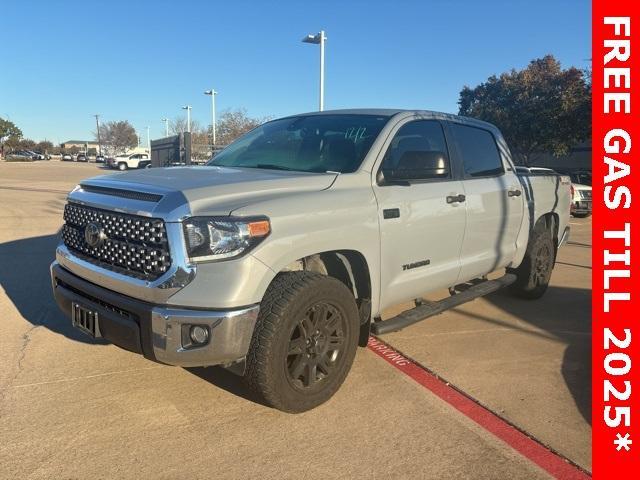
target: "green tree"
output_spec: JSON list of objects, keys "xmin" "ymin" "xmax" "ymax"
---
[
  {"xmin": 95, "ymin": 120, "xmax": 138, "ymax": 155},
  {"xmin": 458, "ymin": 55, "xmax": 591, "ymax": 164},
  {"xmin": 0, "ymin": 117, "xmax": 22, "ymax": 156}
]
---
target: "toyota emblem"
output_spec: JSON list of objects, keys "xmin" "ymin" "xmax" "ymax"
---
[{"xmin": 84, "ymin": 222, "xmax": 106, "ymax": 248}]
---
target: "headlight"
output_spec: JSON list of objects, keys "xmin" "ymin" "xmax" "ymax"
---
[{"xmin": 182, "ymin": 216, "xmax": 270, "ymax": 262}]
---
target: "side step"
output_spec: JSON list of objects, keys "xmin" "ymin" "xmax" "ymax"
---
[{"xmin": 370, "ymin": 273, "xmax": 517, "ymax": 335}]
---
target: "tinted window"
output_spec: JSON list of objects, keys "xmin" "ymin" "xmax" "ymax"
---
[
  {"xmin": 208, "ymin": 114, "xmax": 390, "ymax": 173},
  {"xmin": 381, "ymin": 120, "xmax": 450, "ymax": 180},
  {"xmin": 451, "ymin": 124, "xmax": 503, "ymax": 177}
]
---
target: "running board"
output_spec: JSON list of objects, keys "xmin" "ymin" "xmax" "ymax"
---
[{"xmin": 371, "ymin": 273, "xmax": 517, "ymax": 335}]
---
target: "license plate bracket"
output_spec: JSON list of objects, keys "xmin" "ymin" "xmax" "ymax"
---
[{"xmin": 72, "ymin": 302, "xmax": 101, "ymax": 338}]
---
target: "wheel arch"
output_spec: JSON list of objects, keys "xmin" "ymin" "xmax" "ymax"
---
[{"xmin": 269, "ymin": 249, "xmax": 373, "ymax": 346}]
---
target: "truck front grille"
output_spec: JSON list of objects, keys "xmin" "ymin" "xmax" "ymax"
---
[{"xmin": 62, "ymin": 203, "xmax": 172, "ymax": 280}]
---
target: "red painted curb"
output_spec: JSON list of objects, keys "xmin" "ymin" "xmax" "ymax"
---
[{"xmin": 367, "ymin": 336, "xmax": 591, "ymax": 479}]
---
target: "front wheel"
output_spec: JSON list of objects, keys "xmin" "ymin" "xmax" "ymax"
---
[
  {"xmin": 244, "ymin": 271, "xmax": 360, "ymax": 413},
  {"xmin": 117, "ymin": 162, "xmax": 127, "ymax": 171},
  {"xmin": 508, "ymin": 221, "xmax": 555, "ymax": 299}
]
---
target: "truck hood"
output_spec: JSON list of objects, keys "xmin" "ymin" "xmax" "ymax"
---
[{"xmin": 80, "ymin": 166, "xmax": 337, "ymax": 218}]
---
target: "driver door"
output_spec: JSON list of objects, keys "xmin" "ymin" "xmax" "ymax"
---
[{"xmin": 373, "ymin": 119, "xmax": 467, "ymax": 310}]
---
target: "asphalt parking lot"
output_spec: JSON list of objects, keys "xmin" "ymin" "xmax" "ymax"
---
[{"xmin": 0, "ymin": 161, "xmax": 591, "ymax": 479}]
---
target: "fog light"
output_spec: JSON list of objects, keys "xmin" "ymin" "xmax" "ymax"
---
[{"xmin": 189, "ymin": 325, "xmax": 209, "ymax": 344}]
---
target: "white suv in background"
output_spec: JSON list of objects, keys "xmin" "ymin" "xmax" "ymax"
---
[{"xmin": 109, "ymin": 153, "xmax": 151, "ymax": 171}]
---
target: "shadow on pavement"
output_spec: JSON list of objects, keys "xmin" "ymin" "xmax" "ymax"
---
[
  {"xmin": 0, "ymin": 232, "xmax": 264, "ymax": 404},
  {"xmin": 185, "ymin": 366, "xmax": 269, "ymax": 407},
  {"xmin": 479, "ymin": 285, "xmax": 592, "ymax": 425},
  {"xmin": 0, "ymin": 233, "xmax": 107, "ymax": 345}
]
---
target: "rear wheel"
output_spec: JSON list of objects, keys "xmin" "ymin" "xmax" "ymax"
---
[
  {"xmin": 509, "ymin": 221, "xmax": 555, "ymax": 299},
  {"xmin": 244, "ymin": 271, "xmax": 359, "ymax": 413}
]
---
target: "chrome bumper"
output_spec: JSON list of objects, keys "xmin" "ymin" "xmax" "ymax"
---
[
  {"xmin": 51, "ymin": 262, "xmax": 259, "ymax": 367},
  {"xmin": 150, "ymin": 305, "xmax": 259, "ymax": 367}
]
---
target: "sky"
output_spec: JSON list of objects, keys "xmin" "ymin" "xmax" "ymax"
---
[{"xmin": 0, "ymin": 0, "xmax": 591, "ymax": 145}]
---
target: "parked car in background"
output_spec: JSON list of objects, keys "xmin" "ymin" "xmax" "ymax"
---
[
  {"xmin": 570, "ymin": 182, "xmax": 592, "ymax": 217},
  {"xmin": 76, "ymin": 154, "xmax": 88, "ymax": 162},
  {"xmin": 6, "ymin": 150, "xmax": 36, "ymax": 160},
  {"xmin": 62, "ymin": 153, "xmax": 74, "ymax": 161},
  {"xmin": 107, "ymin": 152, "xmax": 151, "ymax": 170},
  {"xmin": 23, "ymin": 150, "xmax": 45, "ymax": 160},
  {"xmin": 95, "ymin": 155, "xmax": 106, "ymax": 163}
]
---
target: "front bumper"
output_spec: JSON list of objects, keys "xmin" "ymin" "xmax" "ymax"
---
[{"xmin": 51, "ymin": 262, "xmax": 259, "ymax": 367}]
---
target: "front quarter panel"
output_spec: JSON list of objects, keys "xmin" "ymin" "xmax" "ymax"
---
[{"xmin": 230, "ymin": 172, "xmax": 382, "ymax": 314}]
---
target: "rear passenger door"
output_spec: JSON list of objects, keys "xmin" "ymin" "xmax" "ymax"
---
[{"xmin": 448, "ymin": 122, "xmax": 523, "ymax": 281}]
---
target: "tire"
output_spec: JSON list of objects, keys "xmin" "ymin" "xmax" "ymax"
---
[
  {"xmin": 508, "ymin": 221, "xmax": 555, "ymax": 299},
  {"xmin": 244, "ymin": 271, "xmax": 360, "ymax": 413},
  {"xmin": 117, "ymin": 162, "xmax": 127, "ymax": 171}
]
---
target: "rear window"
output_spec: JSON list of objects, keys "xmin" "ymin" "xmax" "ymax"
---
[{"xmin": 451, "ymin": 124, "xmax": 504, "ymax": 177}]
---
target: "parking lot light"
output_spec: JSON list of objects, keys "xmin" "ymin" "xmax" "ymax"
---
[
  {"xmin": 161, "ymin": 118, "xmax": 169, "ymax": 137},
  {"xmin": 94, "ymin": 114, "xmax": 102, "ymax": 156},
  {"xmin": 182, "ymin": 105, "xmax": 192, "ymax": 133},
  {"xmin": 204, "ymin": 89, "xmax": 217, "ymax": 146},
  {"xmin": 301, "ymin": 30, "xmax": 326, "ymax": 111}
]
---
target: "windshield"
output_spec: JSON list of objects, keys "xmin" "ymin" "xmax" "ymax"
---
[
  {"xmin": 570, "ymin": 172, "xmax": 592, "ymax": 186},
  {"xmin": 207, "ymin": 114, "xmax": 390, "ymax": 173}
]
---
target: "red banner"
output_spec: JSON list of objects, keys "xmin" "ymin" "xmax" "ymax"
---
[{"xmin": 593, "ymin": 0, "xmax": 640, "ymax": 476}]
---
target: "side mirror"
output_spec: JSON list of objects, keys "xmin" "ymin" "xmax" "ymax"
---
[{"xmin": 382, "ymin": 150, "xmax": 449, "ymax": 182}]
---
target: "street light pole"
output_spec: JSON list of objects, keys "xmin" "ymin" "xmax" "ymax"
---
[
  {"xmin": 161, "ymin": 118, "xmax": 169, "ymax": 137},
  {"xmin": 94, "ymin": 114, "xmax": 102, "ymax": 156},
  {"xmin": 182, "ymin": 105, "xmax": 192, "ymax": 133},
  {"xmin": 204, "ymin": 89, "xmax": 217, "ymax": 145},
  {"xmin": 146, "ymin": 126, "xmax": 151, "ymax": 153},
  {"xmin": 302, "ymin": 30, "xmax": 326, "ymax": 111},
  {"xmin": 319, "ymin": 31, "xmax": 325, "ymax": 111}
]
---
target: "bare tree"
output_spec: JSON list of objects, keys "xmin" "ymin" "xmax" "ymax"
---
[
  {"xmin": 169, "ymin": 117, "xmax": 203, "ymax": 136},
  {"xmin": 216, "ymin": 108, "xmax": 271, "ymax": 146},
  {"xmin": 35, "ymin": 140, "xmax": 53, "ymax": 153},
  {"xmin": 94, "ymin": 120, "xmax": 138, "ymax": 156}
]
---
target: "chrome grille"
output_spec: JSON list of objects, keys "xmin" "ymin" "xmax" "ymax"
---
[
  {"xmin": 62, "ymin": 203, "xmax": 171, "ymax": 280},
  {"xmin": 579, "ymin": 190, "xmax": 592, "ymax": 200}
]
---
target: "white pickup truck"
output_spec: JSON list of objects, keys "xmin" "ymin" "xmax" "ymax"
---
[{"xmin": 51, "ymin": 109, "xmax": 571, "ymax": 412}]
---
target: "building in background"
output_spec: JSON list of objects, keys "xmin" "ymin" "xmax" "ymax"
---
[{"xmin": 60, "ymin": 140, "xmax": 100, "ymax": 153}]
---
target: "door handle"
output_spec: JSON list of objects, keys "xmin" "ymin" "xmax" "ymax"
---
[
  {"xmin": 446, "ymin": 194, "xmax": 466, "ymax": 204},
  {"xmin": 508, "ymin": 189, "xmax": 522, "ymax": 197}
]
